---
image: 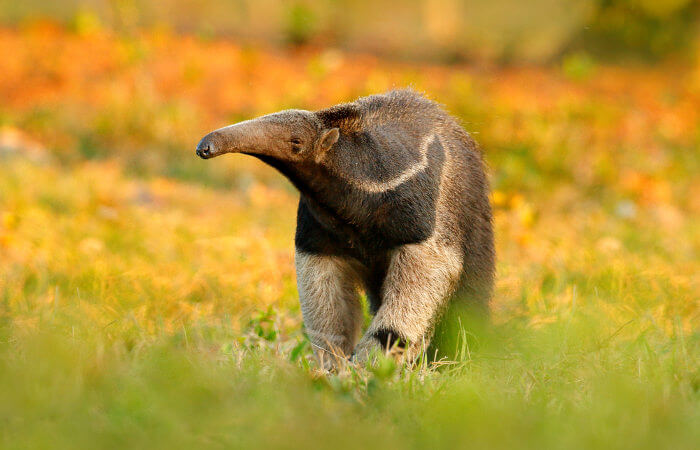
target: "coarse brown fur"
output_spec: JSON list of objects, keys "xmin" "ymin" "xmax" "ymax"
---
[{"xmin": 196, "ymin": 89, "xmax": 494, "ymax": 367}]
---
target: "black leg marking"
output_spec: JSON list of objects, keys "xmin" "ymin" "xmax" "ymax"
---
[{"xmin": 373, "ymin": 328, "xmax": 406, "ymax": 350}]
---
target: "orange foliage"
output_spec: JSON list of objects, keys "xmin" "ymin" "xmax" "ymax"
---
[{"xmin": 1, "ymin": 26, "xmax": 698, "ymax": 140}]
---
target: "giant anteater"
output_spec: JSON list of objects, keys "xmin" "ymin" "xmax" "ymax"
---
[{"xmin": 196, "ymin": 89, "xmax": 494, "ymax": 367}]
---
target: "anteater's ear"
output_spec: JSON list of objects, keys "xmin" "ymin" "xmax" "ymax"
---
[{"xmin": 318, "ymin": 128, "xmax": 339, "ymax": 153}]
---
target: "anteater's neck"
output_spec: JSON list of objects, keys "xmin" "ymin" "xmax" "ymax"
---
[{"xmin": 254, "ymin": 154, "xmax": 354, "ymax": 231}]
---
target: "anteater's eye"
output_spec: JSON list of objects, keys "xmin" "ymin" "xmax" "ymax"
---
[{"xmin": 290, "ymin": 138, "xmax": 303, "ymax": 153}]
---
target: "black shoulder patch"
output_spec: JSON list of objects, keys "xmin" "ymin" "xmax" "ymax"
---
[
  {"xmin": 359, "ymin": 134, "xmax": 445, "ymax": 247},
  {"xmin": 296, "ymin": 133, "xmax": 446, "ymax": 253},
  {"xmin": 329, "ymin": 130, "xmax": 423, "ymax": 184}
]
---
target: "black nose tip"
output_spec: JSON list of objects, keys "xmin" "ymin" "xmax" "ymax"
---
[{"xmin": 196, "ymin": 139, "xmax": 213, "ymax": 159}]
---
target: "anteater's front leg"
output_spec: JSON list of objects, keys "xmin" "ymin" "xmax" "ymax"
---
[
  {"xmin": 353, "ymin": 238, "xmax": 463, "ymax": 363},
  {"xmin": 295, "ymin": 251, "xmax": 363, "ymax": 369}
]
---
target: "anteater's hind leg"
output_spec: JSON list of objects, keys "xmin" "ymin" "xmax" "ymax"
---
[
  {"xmin": 353, "ymin": 238, "xmax": 463, "ymax": 364},
  {"xmin": 295, "ymin": 251, "xmax": 364, "ymax": 370},
  {"xmin": 429, "ymin": 285, "xmax": 492, "ymax": 362}
]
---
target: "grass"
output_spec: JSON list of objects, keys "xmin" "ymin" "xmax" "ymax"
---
[{"xmin": 0, "ymin": 26, "xmax": 699, "ymax": 449}]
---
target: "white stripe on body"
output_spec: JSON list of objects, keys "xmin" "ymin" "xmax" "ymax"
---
[{"xmin": 323, "ymin": 133, "xmax": 441, "ymax": 194}]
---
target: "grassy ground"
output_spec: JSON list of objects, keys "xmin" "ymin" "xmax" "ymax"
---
[{"xmin": 0, "ymin": 26, "xmax": 699, "ymax": 449}]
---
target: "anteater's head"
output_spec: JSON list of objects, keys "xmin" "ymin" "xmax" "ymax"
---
[{"xmin": 195, "ymin": 110, "xmax": 339, "ymax": 163}]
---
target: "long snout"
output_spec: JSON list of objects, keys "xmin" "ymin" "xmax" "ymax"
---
[{"xmin": 195, "ymin": 119, "xmax": 266, "ymax": 160}]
